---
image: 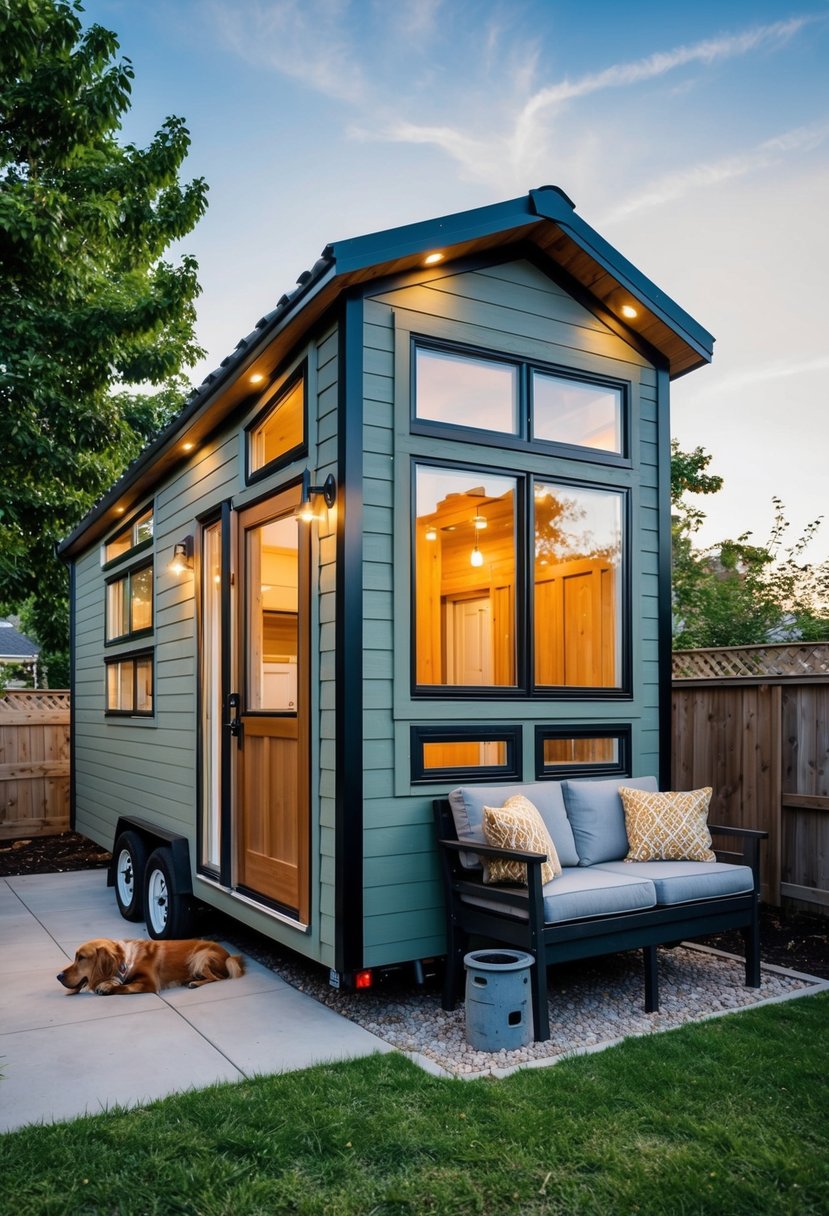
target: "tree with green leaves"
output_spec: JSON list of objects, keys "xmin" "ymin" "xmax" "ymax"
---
[
  {"xmin": 671, "ymin": 441, "xmax": 829, "ymax": 648},
  {"xmin": 0, "ymin": 0, "xmax": 207, "ymax": 680}
]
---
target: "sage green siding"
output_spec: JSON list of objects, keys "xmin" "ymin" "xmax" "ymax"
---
[
  {"xmin": 359, "ymin": 259, "xmax": 663, "ymax": 966},
  {"xmin": 72, "ymin": 328, "xmax": 339, "ymax": 967}
]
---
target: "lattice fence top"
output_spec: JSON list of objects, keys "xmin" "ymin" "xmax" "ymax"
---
[
  {"xmin": 673, "ymin": 642, "xmax": 829, "ymax": 681},
  {"xmin": 0, "ymin": 690, "xmax": 71, "ymax": 715}
]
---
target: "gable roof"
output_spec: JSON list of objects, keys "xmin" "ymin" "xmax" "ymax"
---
[{"xmin": 59, "ymin": 185, "xmax": 713, "ymax": 559}]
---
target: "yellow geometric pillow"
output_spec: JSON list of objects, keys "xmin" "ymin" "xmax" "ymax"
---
[
  {"xmin": 619, "ymin": 786, "xmax": 716, "ymax": 863},
  {"xmin": 482, "ymin": 794, "xmax": 561, "ymax": 886}
]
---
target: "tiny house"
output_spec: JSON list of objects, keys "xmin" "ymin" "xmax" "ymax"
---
[{"xmin": 59, "ymin": 187, "xmax": 714, "ymax": 986}]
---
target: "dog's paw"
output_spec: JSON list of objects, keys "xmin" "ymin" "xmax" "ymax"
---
[{"xmin": 95, "ymin": 981, "xmax": 117, "ymax": 995}]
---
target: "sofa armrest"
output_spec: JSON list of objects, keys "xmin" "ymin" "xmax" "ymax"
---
[
  {"xmin": 708, "ymin": 824, "xmax": 766, "ymax": 888},
  {"xmin": 437, "ymin": 838, "xmax": 548, "ymax": 864}
]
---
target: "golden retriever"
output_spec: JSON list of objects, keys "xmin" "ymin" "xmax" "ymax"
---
[{"xmin": 57, "ymin": 938, "xmax": 245, "ymax": 995}]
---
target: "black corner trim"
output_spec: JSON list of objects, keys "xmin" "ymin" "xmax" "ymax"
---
[
  {"xmin": 334, "ymin": 293, "xmax": 365, "ymax": 974},
  {"xmin": 656, "ymin": 367, "xmax": 673, "ymax": 791}
]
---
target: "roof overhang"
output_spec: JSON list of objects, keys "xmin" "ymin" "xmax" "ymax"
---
[{"xmin": 59, "ymin": 186, "xmax": 714, "ymax": 559}]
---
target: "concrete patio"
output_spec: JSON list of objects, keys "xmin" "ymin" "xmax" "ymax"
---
[{"xmin": 0, "ymin": 869, "xmax": 390, "ymax": 1134}]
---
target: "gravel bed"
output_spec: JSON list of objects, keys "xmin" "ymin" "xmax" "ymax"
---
[{"xmin": 266, "ymin": 945, "xmax": 823, "ymax": 1079}]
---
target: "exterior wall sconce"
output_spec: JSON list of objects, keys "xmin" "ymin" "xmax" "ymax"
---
[
  {"xmin": 295, "ymin": 470, "xmax": 337, "ymax": 522},
  {"xmin": 170, "ymin": 535, "xmax": 194, "ymax": 575}
]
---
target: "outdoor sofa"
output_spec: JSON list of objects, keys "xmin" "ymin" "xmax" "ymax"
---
[{"xmin": 434, "ymin": 777, "xmax": 766, "ymax": 1042}]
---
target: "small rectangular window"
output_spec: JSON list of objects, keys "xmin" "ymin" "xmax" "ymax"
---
[
  {"xmin": 415, "ymin": 346, "xmax": 519, "ymax": 435},
  {"xmin": 532, "ymin": 371, "xmax": 624, "ymax": 454},
  {"xmin": 535, "ymin": 725, "xmax": 630, "ymax": 779},
  {"xmin": 411, "ymin": 725, "xmax": 521, "ymax": 783},
  {"xmin": 247, "ymin": 368, "xmax": 306, "ymax": 479},
  {"xmin": 104, "ymin": 506, "xmax": 153, "ymax": 565},
  {"xmin": 105, "ymin": 652, "xmax": 154, "ymax": 716},
  {"xmin": 106, "ymin": 561, "xmax": 153, "ymax": 642}
]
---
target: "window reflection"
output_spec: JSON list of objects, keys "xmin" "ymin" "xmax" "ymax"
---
[
  {"xmin": 533, "ymin": 372, "xmax": 623, "ymax": 453},
  {"xmin": 415, "ymin": 347, "xmax": 518, "ymax": 434}
]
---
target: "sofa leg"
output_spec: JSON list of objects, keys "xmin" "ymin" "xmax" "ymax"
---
[
  {"xmin": 742, "ymin": 912, "xmax": 761, "ymax": 989},
  {"xmin": 441, "ymin": 925, "xmax": 466, "ymax": 1012},
  {"xmin": 530, "ymin": 958, "xmax": 550, "ymax": 1042},
  {"xmin": 644, "ymin": 945, "xmax": 659, "ymax": 1012}
]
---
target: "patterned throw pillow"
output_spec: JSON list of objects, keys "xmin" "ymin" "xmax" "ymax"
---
[
  {"xmin": 482, "ymin": 794, "xmax": 561, "ymax": 886},
  {"xmin": 619, "ymin": 786, "xmax": 716, "ymax": 862}
]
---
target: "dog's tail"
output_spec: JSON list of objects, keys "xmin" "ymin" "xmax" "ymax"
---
[{"xmin": 227, "ymin": 954, "xmax": 245, "ymax": 979}]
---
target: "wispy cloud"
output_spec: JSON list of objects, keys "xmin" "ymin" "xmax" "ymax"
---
[
  {"xmin": 702, "ymin": 355, "xmax": 829, "ymax": 397},
  {"xmin": 601, "ymin": 120, "xmax": 829, "ymax": 224}
]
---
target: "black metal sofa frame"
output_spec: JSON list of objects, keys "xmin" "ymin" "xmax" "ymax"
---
[{"xmin": 434, "ymin": 798, "xmax": 767, "ymax": 1042}]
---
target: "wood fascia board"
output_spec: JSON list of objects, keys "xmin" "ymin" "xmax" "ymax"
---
[{"xmin": 529, "ymin": 186, "xmax": 715, "ymax": 371}]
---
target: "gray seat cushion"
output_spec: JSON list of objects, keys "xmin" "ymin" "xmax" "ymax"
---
[
  {"xmin": 449, "ymin": 782, "xmax": 580, "ymax": 868},
  {"xmin": 562, "ymin": 775, "xmax": 658, "ymax": 865},
  {"xmin": 592, "ymin": 860, "xmax": 754, "ymax": 905},
  {"xmin": 461, "ymin": 867, "xmax": 657, "ymax": 925}
]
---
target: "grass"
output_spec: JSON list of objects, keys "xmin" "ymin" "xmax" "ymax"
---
[{"xmin": 2, "ymin": 993, "xmax": 827, "ymax": 1216}]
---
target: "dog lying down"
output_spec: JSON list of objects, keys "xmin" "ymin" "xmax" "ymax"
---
[{"xmin": 57, "ymin": 938, "xmax": 245, "ymax": 995}]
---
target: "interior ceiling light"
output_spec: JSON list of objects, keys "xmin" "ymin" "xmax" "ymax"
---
[
  {"xmin": 621, "ymin": 304, "xmax": 638, "ymax": 319},
  {"xmin": 424, "ymin": 251, "xmax": 444, "ymax": 265}
]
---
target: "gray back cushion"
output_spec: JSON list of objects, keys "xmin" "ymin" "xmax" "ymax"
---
[
  {"xmin": 447, "ymin": 782, "xmax": 580, "ymax": 869},
  {"xmin": 562, "ymin": 775, "xmax": 659, "ymax": 865}
]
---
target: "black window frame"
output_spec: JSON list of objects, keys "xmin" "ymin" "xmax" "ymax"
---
[
  {"xmin": 245, "ymin": 360, "xmax": 308, "ymax": 485},
  {"xmin": 101, "ymin": 504, "xmax": 154, "ymax": 571},
  {"xmin": 104, "ymin": 557, "xmax": 154, "ymax": 645},
  {"xmin": 104, "ymin": 648, "xmax": 155, "ymax": 718},
  {"xmin": 410, "ymin": 723, "xmax": 522, "ymax": 784},
  {"xmin": 411, "ymin": 336, "xmax": 630, "ymax": 467},
  {"xmin": 534, "ymin": 723, "xmax": 631, "ymax": 780},
  {"xmin": 411, "ymin": 457, "xmax": 631, "ymax": 700}
]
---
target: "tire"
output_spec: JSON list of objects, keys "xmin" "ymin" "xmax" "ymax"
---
[
  {"xmin": 113, "ymin": 830, "xmax": 148, "ymax": 922},
  {"xmin": 143, "ymin": 847, "xmax": 196, "ymax": 939}
]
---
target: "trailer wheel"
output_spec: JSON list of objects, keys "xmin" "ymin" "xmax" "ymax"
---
[
  {"xmin": 144, "ymin": 847, "xmax": 196, "ymax": 939},
  {"xmin": 113, "ymin": 830, "xmax": 148, "ymax": 922}
]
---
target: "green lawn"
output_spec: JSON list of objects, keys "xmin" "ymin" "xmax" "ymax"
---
[{"xmin": 2, "ymin": 993, "xmax": 827, "ymax": 1216}]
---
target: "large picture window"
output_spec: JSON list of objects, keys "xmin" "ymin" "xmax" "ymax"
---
[
  {"xmin": 415, "ymin": 465, "xmax": 518, "ymax": 688},
  {"xmin": 414, "ymin": 462, "xmax": 626, "ymax": 694},
  {"xmin": 533, "ymin": 482, "xmax": 623, "ymax": 688}
]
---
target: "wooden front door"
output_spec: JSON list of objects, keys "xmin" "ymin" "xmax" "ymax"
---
[{"xmin": 234, "ymin": 490, "xmax": 309, "ymax": 921}]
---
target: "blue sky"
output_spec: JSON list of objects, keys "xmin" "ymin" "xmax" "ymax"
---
[{"xmin": 82, "ymin": 0, "xmax": 829, "ymax": 560}]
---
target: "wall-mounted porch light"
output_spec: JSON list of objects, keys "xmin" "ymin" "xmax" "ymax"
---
[
  {"xmin": 170, "ymin": 535, "xmax": 194, "ymax": 575},
  {"xmin": 295, "ymin": 469, "xmax": 337, "ymax": 522}
]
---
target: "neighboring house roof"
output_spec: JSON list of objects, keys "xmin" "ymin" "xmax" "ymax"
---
[
  {"xmin": 58, "ymin": 185, "xmax": 715, "ymax": 560},
  {"xmin": 0, "ymin": 621, "xmax": 39, "ymax": 661}
]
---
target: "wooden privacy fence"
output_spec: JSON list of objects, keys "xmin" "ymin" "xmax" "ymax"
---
[
  {"xmin": 672, "ymin": 642, "xmax": 829, "ymax": 915},
  {"xmin": 0, "ymin": 690, "xmax": 70, "ymax": 839}
]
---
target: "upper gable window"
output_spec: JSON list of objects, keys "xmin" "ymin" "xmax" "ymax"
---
[
  {"xmin": 532, "ymin": 371, "xmax": 623, "ymax": 454},
  {"xmin": 415, "ymin": 347, "xmax": 519, "ymax": 435},
  {"xmin": 103, "ymin": 506, "xmax": 153, "ymax": 566},
  {"xmin": 413, "ymin": 339, "xmax": 629, "ymax": 462},
  {"xmin": 247, "ymin": 367, "xmax": 306, "ymax": 481}
]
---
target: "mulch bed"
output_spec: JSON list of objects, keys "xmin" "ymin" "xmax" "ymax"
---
[{"xmin": 3, "ymin": 830, "xmax": 828, "ymax": 980}]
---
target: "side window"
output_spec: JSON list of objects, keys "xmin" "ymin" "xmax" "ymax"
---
[
  {"xmin": 246, "ymin": 366, "xmax": 306, "ymax": 481},
  {"xmin": 106, "ymin": 561, "xmax": 153, "ymax": 643},
  {"xmin": 535, "ymin": 725, "xmax": 630, "ymax": 779},
  {"xmin": 102, "ymin": 504, "xmax": 155, "ymax": 718}
]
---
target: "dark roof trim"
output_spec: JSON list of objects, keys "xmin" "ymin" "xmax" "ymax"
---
[{"xmin": 529, "ymin": 187, "xmax": 714, "ymax": 365}]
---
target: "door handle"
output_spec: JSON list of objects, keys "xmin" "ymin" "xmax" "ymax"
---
[{"xmin": 225, "ymin": 692, "xmax": 241, "ymax": 737}]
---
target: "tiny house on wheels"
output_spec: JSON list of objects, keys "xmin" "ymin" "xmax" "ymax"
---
[{"xmin": 59, "ymin": 187, "xmax": 714, "ymax": 988}]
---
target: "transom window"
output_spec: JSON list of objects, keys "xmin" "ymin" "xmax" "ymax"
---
[
  {"xmin": 414, "ymin": 340, "xmax": 627, "ymax": 459},
  {"xmin": 410, "ymin": 724, "xmax": 522, "ymax": 783},
  {"xmin": 247, "ymin": 367, "xmax": 306, "ymax": 480},
  {"xmin": 413, "ymin": 463, "xmax": 626, "ymax": 693},
  {"xmin": 535, "ymin": 725, "xmax": 630, "ymax": 778},
  {"xmin": 103, "ymin": 506, "xmax": 153, "ymax": 565}
]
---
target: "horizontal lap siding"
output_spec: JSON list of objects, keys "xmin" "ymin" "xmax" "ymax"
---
[
  {"xmin": 72, "ymin": 434, "xmax": 239, "ymax": 851},
  {"xmin": 360, "ymin": 260, "xmax": 662, "ymax": 967}
]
